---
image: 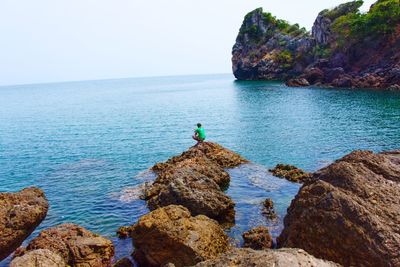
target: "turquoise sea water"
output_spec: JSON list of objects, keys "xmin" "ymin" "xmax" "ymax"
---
[{"xmin": 1, "ymin": 74, "xmax": 400, "ymax": 265}]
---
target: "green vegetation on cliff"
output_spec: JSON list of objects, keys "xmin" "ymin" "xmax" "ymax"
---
[
  {"xmin": 332, "ymin": 0, "xmax": 400, "ymax": 42},
  {"xmin": 239, "ymin": 8, "xmax": 308, "ymax": 42}
]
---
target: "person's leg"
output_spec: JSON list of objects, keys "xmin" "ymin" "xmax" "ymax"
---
[{"xmin": 192, "ymin": 135, "xmax": 201, "ymax": 146}]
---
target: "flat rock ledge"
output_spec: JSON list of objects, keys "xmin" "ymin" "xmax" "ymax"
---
[
  {"xmin": 144, "ymin": 142, "xmax": 248, "ymax": 224},
  {"xmin": 193, "ymin": 248, "xmax": 341, "ymax": 267},
  {"xmin": 10, "ymin": 249, "xmax": 67, "ymax": 267},
  {"xmin": 269, "ymin": 164, "xmax": 312, "ymax": 183},
  {"xmin": 130, "ymin": 205, "xmax": 229, "ymax": 267},
  {"xmin": 242, "ymin": 226, "xmax": 273, "ymax": 250},
  {"xmin": 16, "ymin": 223, "xmax": 115, "ymax": 267},
  {"xmin": 0, "ymin": 187, "xmax": 49, "ymax": 261},
  {"xmin": 278, "ymin": 150, "xmax": 400, "ymax": 267}
]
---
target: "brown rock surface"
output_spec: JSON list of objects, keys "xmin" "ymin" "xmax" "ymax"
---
[
  {"xmin": 130, "ymin": 205, "xmax": 229, "ymax": 267},
  {"xmin": 145, "ymin": 142, "xmax": 247, "ymax": 223},
  {"xmin": 0, "ymin": 187, "xmax": 49, "ymax": 261},
  {"xmin": 286, "ymin": 78, "xmax": 310, "ymax": 87},
  {"xmin": 10, "ymin": 249, "xmax": 67, "ymax": 267},
  {"xmin": 302, "ymin": 67, "xmax": 324, "ymax": 84},
  {"xmin": 262, "ymin": 198, "xmax": 277, "ymax": 220},
  {"xmin": 242, "ymin": 226, "xmax": 272, "ymax": 250},
  {"xmin": 152, "ymin": 142, "xmax": 247, "ymax": 172},
  {"xmin": 193, "ymin": 248, "xmax": 341, "ymax": 267},
  {"xmin": 113, "ymin": 257, "xmax": 133, "ymax": 267},
  {"xmin": 269, "ymin": 164, "xmax": 312, "ymax": 183},
  {"xmin": 278, "ymin": 150, "xmax": 400, "ymax": 267},
  {"xmin": 24, "ymin": 223, "xmax": 114, "ymax": 267},
  {"xmin": 116, "ymin": 225, "xmax": 133, "ymax": 239}
]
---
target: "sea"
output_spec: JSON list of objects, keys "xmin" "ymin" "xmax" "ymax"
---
[{"xmin": 1, "ymin": 74, "xmax": 400, "ymax": 265}]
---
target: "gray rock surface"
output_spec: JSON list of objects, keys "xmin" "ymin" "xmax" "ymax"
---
[
  {"xmin": 10, "ymin": 249, "xmax": 67, "ymax": 267},
  {"xmin": 193, "ymin": 248, "xmax": 341, "ymax": 267}
]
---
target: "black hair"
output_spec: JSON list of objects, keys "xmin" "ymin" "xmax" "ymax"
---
[{"xmin": 197, "ymin": 123, "xmax": 202, "ymax": 127}]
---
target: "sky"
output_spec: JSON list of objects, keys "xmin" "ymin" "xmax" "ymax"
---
[{"xmin": 0, "ymin": 0, "xmax": 375, "ymax": 86}]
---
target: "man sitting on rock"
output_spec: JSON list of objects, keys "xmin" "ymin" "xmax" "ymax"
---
[{"xmin": 192, "ymin": 123, "xmax": 206, "ymax": 145}]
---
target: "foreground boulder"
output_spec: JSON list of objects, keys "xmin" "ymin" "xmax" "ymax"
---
[
  {"xmin": 0, "ymin": 187, "xmax": 49, "ymax": 261},
  {"xmin": 10, "ymin": 249, "xmax": 67, "ymax": 267},
  {"xmin": 194, "ymin": 248, "xmax": 340, "ymax": 267},
  {"xmin": 145, "ymin": 142, "xmax": 247, "ymax": 223},
  {"xmin": 130, "ymin": 205, "xmax": 229, "ymax": 267},
  {"xmin": 269, "ymin": 164, "xmax": 312, "ymax": 183},
  {"xmin": 242, "ymin": 226, "xmax": 272, "ymax": 250},
  {"xmin": 22, "ymin": 223, "xmax": 114, "ymax": 267},
  {"xmin": 278, "ymin": 150, "xmax": 400, "ymax": 267}
]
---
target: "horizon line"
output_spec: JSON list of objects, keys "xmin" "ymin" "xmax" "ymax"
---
[{"xmin": 0, "ymin": 72, "xmax": 234, "ymax": 88}]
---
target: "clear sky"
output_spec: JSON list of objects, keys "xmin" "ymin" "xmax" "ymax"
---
[{"xmin": 0, "ymin": 0, "xmax": 375, "ymax": 86}]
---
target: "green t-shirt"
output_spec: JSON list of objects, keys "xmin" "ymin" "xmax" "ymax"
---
[{"xmin": 195, "ymin": 127, "xmax": 206, "ymax": 140}]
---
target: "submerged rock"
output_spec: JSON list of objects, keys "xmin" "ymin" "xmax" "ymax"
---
[
  {"xmin": 0, "ymin": 187, "xmax": 49, "ymax": 261},
  {"xmin": 145, "ymin": 142, "xmax": 247, "ymax": 223},
  {"xmin": 269, "ymin": 164, "xmax": 312, "ymax": 183},
  {"xmin": 23, "ymin": 223, "xmax": 114, "ymax": 267},
  {"xmin": 10, "ymin": 249, "xmax": 67, "ymax": 267},
  {"xmin": 130, "ymin": 205, "xmax": 229, "ymax": 267},
  {"xmin": 193, "ymin": 248, "xmax": 340, "ymax": 267},
  {"xmin": 242, "ymin": 226, "xmax": 272, "ymax": 250},
  {"xmin": 262, "ymin": 198, "xmax": 277, "ymax": 220},
  {"xmin": 278, "ymin": 150, "xmax": 400, "ymax": 267}
]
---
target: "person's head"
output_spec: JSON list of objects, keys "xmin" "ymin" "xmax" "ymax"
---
[{"xmin": 197, "ymin": 123, "xmax": 202, "ymax": 128}]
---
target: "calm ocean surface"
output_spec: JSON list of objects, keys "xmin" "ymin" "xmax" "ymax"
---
[{"xmin": 1, "ymin": 74, "xmax": 400, "ymax": 265}]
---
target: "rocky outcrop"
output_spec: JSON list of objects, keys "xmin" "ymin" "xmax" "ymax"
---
[
  {"xmin": 278, "ymin": 150, "xmax": 400, "ymax": 267},
  {"xmin": 233, "ymin": 1, "xmax": 400, "ymax": 89},
  {"xmin": 116, "ymin": 225, "xmax": 133, "ymax": 238},
  {"xmin": 130, "ymin": 205, "xmax": 229, "ymax": 267},
  {"xmin": 269, "ymin": 164, "xmax": 312, "ymax": 183},
  {"xmin": 312, "ymin": 1, "xmax": 362, "ymax": 46},
  {"xmin": 10, "ymin": 249, "xmax": 67, "ymax": 267},
  {"xmin": 286, "ymin": 78, "xmax": 309, "ymax": 87},
  {"xmin": 194, "ymin": 248, "xmax": 341, "ymax": 267},
  {"xmin": 262, "ymin": 198, "xmax": 277, "ymax": 220},
  {"xmin": 22, "ymin": 223, "xmax": 114, "ymax": 267},
  {"xmin": 232, "ymin": 8, "xmax": 315, "ymax": 80},
  {"xmin": 0, "ymin": 187, "xmax": 49, "ymax": 261},
  {"xmin": 144, "ymin": 142, "xmax": 247, "ymax": 224},
  {"xmin": 242, "ymin": 226, "xmax": 272, "ymax": 250}
]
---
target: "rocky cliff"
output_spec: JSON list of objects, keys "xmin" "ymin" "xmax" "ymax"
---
[{"xmin": 232, "ymin": 0, "xmax": 400, "ymax": 89}]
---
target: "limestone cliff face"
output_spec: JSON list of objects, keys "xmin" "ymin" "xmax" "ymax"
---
[
  {"xmin": 233, "ymin": 1, "xmax": 400, "ymax": 89},
  {"xmin": 232, "ymin": 8, "xmax": 315, "ymax": 80},
  {"xmin": 312, "ymin": 1, "xmax": 362, "ymax": 46}
]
